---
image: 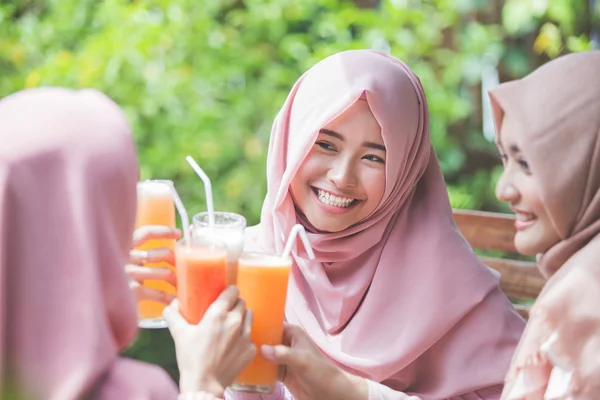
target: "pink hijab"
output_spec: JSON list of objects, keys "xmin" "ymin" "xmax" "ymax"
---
[
  {"xmin": 0, "ymin": 88, "xmax": 178, "ymax": 399},
  {"xmin": 247, "ymin": 50, "xmax": 524, "ymax": 397},
  {"xmin": 489, "ymin": 51, "xmax": 600, "ymax": 399}
]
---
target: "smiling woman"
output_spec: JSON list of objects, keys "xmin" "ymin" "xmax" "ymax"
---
[
  {"xmin": 234, "ymin": 49, "xmax": 525, "ymax": 400},
  {"xmin": 489, "ymin": 50, "xmax": 600, "ymax": 400},
  {"xmin": 290, "ymin": 98, "xmax": 386, "ymax": 233},
  {"xmin": 495, "ymin": 113, "xmax": 561, "ymax": 256}
]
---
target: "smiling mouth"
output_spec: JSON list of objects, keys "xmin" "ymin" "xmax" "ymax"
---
[
  {"xmin": 312, "ymin": 187, "xmax": 359, "ymax": 208},
  {"xmin": 515, "ymin": 212, "xmax": 536, "ymax": 222},
  {"xmin": 513, "ymin": 211, "xmax": 537, "ymax": 230}
]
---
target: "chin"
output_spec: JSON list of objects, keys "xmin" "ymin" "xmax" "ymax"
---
[
  {"xmin": 307, "ymin": 216, "xmax": 349, "ymax": 233},
  {"xmin": 514, "ymin": 241, "xmax": 539, "ymax": 257},
  {"xmin": 514, "ymin": 234, "xmax": 548, "ymax": 256}
]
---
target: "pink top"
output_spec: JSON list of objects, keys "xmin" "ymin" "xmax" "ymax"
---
[
  {"xmin": 236, "ymin": 50, "xmax": 524, "ymax": 399},
  {"xmin": 0, "ymin": 88, "xmax": 178, "ymax": 399}
]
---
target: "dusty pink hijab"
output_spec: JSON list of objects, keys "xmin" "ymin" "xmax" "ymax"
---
[
  {"xmin": 0, "ymin": 88, "xmax": 178, "ymax": 399},
  {"xmin": 247, "ymin": 50, "xmax": 524, "ymax": 397},
  {"xmin": 489, "ymin": 51, "xmax": 600, "ymax": 399}
]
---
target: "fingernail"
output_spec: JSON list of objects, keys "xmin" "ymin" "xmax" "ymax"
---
[
  {"xmin": 227, "ymin": 285, "xmax": 239, "ymax": 295},
  {"xmin": 261, "ymin": 345, "xmax": 274, "ymax": 359}
]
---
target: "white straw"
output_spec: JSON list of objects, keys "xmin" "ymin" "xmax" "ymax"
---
[
  {"xmin": 168, "ymin": 183, "xmax": 192, "ymax": 245},
  {"xmin": 185, "ymin": 155, "xmax": 215, "ymax": 227},
  {"xmin": 282, "ymin": 224, "xmax": 315, "ymax": 260}
]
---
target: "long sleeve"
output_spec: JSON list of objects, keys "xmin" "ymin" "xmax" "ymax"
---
[
  {"xmin": 367, "ymin": 381, "xmax": 421, "ymax": 400},
  {"xmin": 224, "ymin": 383, "xmax": 293, "ymax": 400},
  {"xmin": 178, "ymin": 393, "xmax": 223, "ymax": 400},
  {"xmin": 368, "ymin": 380, "xmax": 503, "ymax": 400}
]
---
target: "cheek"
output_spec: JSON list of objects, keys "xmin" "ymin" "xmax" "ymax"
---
[
  {"xmin": 363, "ymin": 169, "xmax": 386, "ymax": 204},
  {"xmin": 520, "ymin": 181, "xmax": 546, "ymax": 216},
  {"xmin": 521, "ymin": 181, "xmax": 560, "ymax": 245},
  {"xmin": 290, "ymin": 154, "xmax": 324, "ymax": 193},
  {"xmin": 495, "ymin": 170, "xmax": 507, "ymax": 200}
]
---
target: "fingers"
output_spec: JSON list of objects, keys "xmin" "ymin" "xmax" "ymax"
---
[
  {"xmin": 129, "ymin": 247, "xmax": 175, "ymax": 265},
  {"xmin": 233, "ymin": 309, "xmax": 256, "ymax": 374},
  {"xmin": 131, "ymin": 282, "xmax": 176, "ymax": 304},
  {"xmin": 230, "ymin": 298, "xmax": 246, "ymax": 328},
  {"xmin": 221, "ymin": 298, "xmax": 248, "ymax": 340},
  {"xmin": 243, "ymin": 309, "xmax": 253, "ymax": 337},
  {"xmin": 264, "ymin": 324, "xmax": 313, "ymax": 372},
  {"xmin": 132, "ymin": 225, "xmax": 181, "ymax": 247},
  {"xmin": 203, "ymin": 286, "xmax": 240, "ymax": 321},
  {"xmin": 281, "ymin": 323, "xmax": 304, "ymax": 346},
  {"xmin": 261, "ymin": 344, "xmax": 293, "ymax": 365},
  {"xmin": 241, "ymin": 343, "xmax": 257, "ymax": 367},
  {"xmin": 163, "ymin": 299, "xmax": 187, "ymax": 329},
  {"xmin": 125, "ymin": 264, "xmax": 177, "ymax": 286}
]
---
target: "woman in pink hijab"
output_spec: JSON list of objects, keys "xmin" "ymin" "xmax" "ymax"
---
[
  {"xmin": 0, "ymin": 87, "xmax": 255, "ymax": 399},
  {"xmin": 228, "ymin": 50, "xmax": 525, "ymax": 399},
  {"xmin": 489, "ymin": 51, "xmax": 600, "ymax": 399}
]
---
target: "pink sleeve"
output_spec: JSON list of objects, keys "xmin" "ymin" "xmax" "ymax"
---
[
  {"xmin": 368, "ymin": 381, "xmax": 503, "ymax": 400},
  {"xmin": 178, "ymin": 393, "xmax": 222, "ymax": 400},
  {"xmin": 224, "ymin": 383, "xmax": 293, "ymax": 400},
  {"xmin": 367, "ymin": 381, "xmax": 421, "ymax": 400},
  {"xmin": 93, "ymin": 357, "xmax": 179, "ymax": 400}
]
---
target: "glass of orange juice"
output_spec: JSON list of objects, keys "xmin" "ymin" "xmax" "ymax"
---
[
  {"xmin": 175, "ymin": 237, "xmax": 228, "ymax": 324},
  {"xmin": 231, "ymin": 252, "xmax": 293, "ymax": 394},
  {"xmin": 135, "ymin": 179, "xmax": 177, "ymax": 329},
  {"xmin": 192, "ymin": 211, "xmax": 246, "ymax": 286}
]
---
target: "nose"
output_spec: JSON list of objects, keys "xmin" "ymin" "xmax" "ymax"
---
[
  {"xmin": 495, "ymin": 170, "xmax": 519, "ymax": 204},
  {"xmin": 327, "ymin": 158, "xmax": 357, "ymax": 188}
]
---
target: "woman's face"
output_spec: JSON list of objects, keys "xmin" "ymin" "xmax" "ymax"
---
[
  {"xmin": 495, "ymin": 114, "xmax": 561, "ymax": 256},
  {"xmin": 290, "ymin": 99, "xmax": 386, "ymax": 233}
]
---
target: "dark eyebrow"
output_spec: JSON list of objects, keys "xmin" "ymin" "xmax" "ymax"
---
[
  {"xmin": 319, "ymin": 129, "xmax": 344, "ymax": 141},
  {"xmin": 319, "ymin": 128, "xmax": 386, "ymax": 153},
  {"xmin": 508, "ymin": 144, "xmax": 521, "ymax": 155}
]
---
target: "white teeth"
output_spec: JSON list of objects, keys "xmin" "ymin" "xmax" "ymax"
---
[
  {"xmin": 516, "ymin": 213, "xmax": 535, "ymax": 221},
  {"xmin": 317, "ymin": 189, "xmax": 355, "ymax": 208},
  {"xmin": 516, "ymin": 213, "xmax": 535, "ymax": 222}
]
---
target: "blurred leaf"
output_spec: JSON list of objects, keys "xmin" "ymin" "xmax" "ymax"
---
[
  {"xmin": 534, "ymin": 22, "xmax": 563, "ymax": 57},
  {"xmin": 566, "ymin": 35, "xmax": 593, "ymax": 52},
  {"xmin": 502, "ymin": 0, "xmax": 549, "ymax": 35}
]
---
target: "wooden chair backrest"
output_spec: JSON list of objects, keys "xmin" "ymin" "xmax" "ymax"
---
[{"xmin": 452, "ymin": 209, "xmax": 546, "ymax": 320}]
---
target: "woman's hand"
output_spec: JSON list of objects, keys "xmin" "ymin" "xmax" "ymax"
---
[
  {"xmin": 502, "ymin": 259, "xmax": 600, "ymax": 399},
  {"xmin": 164, "ymin": 287, "xmax": 256, "ymax": 398},
  {"xmin": 261, "ymin": 324, "xmax": 368, "ymax": 400},
  {"xmin": 127, "ymin": 225, "xmax": 181, "ymax": 303}
]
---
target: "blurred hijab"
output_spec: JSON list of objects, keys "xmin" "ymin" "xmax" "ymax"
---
[
  {"xmin": 489, "ymin": 51, "xmax": 600, "ymax": 399},
  {"xmin": 0, "ymin": 87, "xmax": 178, "ymax": 399}
]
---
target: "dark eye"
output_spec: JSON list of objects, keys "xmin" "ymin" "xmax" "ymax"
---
[
  {"xmin": 518, "ymin": 159, "xmax": 530, "ymax": 171},
  {"xmin": 363, "ymin": 155, "xmax": 385, "ymax": 164},
  {"xmin": 316, "ymin": 141, "xmax": 336, "ymax": 151}
]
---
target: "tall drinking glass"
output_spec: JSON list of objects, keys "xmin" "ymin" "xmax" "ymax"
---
[
  {"xmin": 135, "ymin": 180, "xmax": 176, "ymax": 329},
  {"xmin": 231, "ymin": 252, "xmax": 292, "ymax": 394},
  {"xmin": 175, "ymin": 237, "xmax": 228, "ymax": 324},
  {"xmin": 192, "ymin": 211, "xmax": 246, "ymax": 285}
]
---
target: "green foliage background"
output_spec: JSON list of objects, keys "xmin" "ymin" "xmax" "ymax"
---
[
  {"xmin": 1, "ymin": 0, "xmax": 596, "ymax": 382},
  {"xmin": 2, "ymin": 0, "xmax": 596, "ymax": 223}
]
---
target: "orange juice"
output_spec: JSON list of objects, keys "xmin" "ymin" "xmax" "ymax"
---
[
  {"xmin": 233, "ymin": 253, "xmax": 292, "ymax": 393},
  {"xmin": 175, "ymin": 241, "xmax": 227, "ymax": 324},
  {"xmin": 135, "ymin": 180, "xmax": 176, "ymax": 325}
]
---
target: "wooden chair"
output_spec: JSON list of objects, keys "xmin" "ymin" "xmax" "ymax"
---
[{"xmin": 452, "ymin": 209, "xmax": 546, "ymax": 320}]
